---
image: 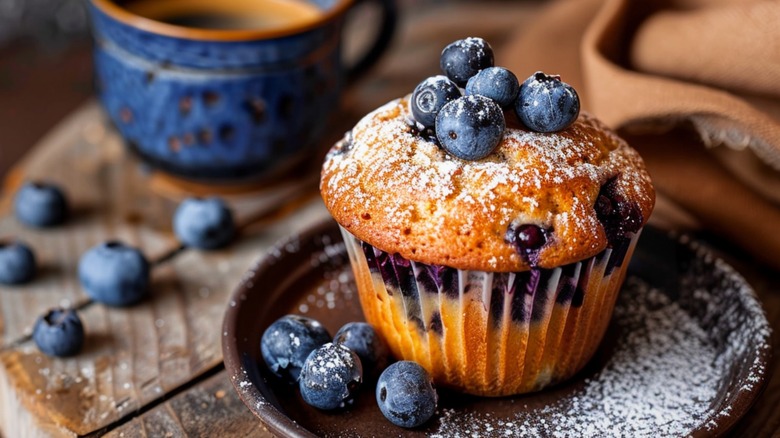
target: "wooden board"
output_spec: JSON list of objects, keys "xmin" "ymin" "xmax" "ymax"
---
[
  {"xmin": 99, "ymin": 371, "xmax": 270, "ymax": 438},
  {"xmin": 1, "ymin": 1, "xmax": 778, "ymax": 437},
  {"xmin": 0, "ymin": 96, "xmax": 331, "ymax": 435}
]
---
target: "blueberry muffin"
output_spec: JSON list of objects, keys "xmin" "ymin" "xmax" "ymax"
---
[{"xmin": 319, "ymin": 38, "xmax": 655, "ymax": 396}]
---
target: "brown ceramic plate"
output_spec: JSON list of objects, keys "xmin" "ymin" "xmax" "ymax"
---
[{"xmin": 222, "ymin": 220, "xmax": 771, "ymax": 437}]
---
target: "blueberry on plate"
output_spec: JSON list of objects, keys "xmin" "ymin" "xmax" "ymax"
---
[
  {"xmin": 33, "ymin": 307, "xmax": 84, "ymax": 357},
  {"xmin": 0, "ymin": 240, "xmax": 36, "ymax": 285},
  {"xmin": 410, "ymin": 75, "xmax": 461, "ymax": 129},
  {"xmin": 14, "ymin": 181, "xmax": 68, "ymax": 228},
  {"xmin": 515, "ymin": 71, "xmax": 580, "ymax": 133},
  {"xmin": 78, "ymin": 241, "xmax": 150, "ymax": 307},
  {"xmin": 436, "ymin": 95, "xmax": 505, "ymax": 161},
  {"xmin": 440, "ymin": 37, "xmax": 494, "ymax": 87},
  {"xmin": 173, "ymin": 197, "xmax": 235, "ymax": 250},
  {"xmin": 299, "ymin": 342, "xmax": 363, "ymax": 410},
  {"xmin": 465, "ymin": 66, "xmax": 520, "ymax": 108},
  {"xmin": 376, "ymin": 361, "xmax": 438, "ymax": 428},
  {"xmin": 260, "ymin": 315, "xmax": 331, "ymax": 384},
  {"xmin": 333, "ymin": 322, "xmax": 390, "ymax": 380}
]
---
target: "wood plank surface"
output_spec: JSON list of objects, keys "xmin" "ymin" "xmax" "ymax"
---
[
  {"xmin": 0, "ymin": 97, "xmax": 330, "ymax": 435},
  {"xmin": 0, "ymin": 1, "xmax": 778, "ymax": 437},
  {"xmin": 100, "ymin": 371, "xmax": 269, "ymax": 438}
]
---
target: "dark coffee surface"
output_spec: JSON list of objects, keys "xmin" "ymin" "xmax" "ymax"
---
[
  {"xmin": 157, "ymin": 13, "xmax": 263, "ymax": 30},
  {"xmin": 118, "ymin": 0, "xmax": 323, "ymax": 31}
]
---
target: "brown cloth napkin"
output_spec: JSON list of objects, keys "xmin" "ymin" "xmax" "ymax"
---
[{"xmin": 502, "ymin": 0, "xmax": 780, "ymax": 271}]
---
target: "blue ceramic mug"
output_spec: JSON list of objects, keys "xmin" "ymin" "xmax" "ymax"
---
[{"xmin": 88, "ymin": 0, "xmax": 397, "ymax": 181}]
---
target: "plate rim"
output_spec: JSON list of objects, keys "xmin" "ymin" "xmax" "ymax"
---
[{"xmin": 222, "ymin": 220, "xmax": 336, "ymax": 438}]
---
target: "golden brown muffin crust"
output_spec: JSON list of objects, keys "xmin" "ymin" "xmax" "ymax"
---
[{"xmin": 320, "ymin": 97, "xmax": 655, "ymax": 272}]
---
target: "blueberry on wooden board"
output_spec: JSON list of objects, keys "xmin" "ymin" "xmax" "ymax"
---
[
  {"xmin": 14, "ymin": 181, "xmax": 68, "ymax": 228},
  {"xmin": 173, "ymin": 197, "xmax": 235, "ymax": 250},
  {"xmin": 33, "ymin": 308, "xmax": 84, "ymax": 357},
  {"xmin": 78, "ymin": 241, "xmax": 150, "ymax": 307},
  {"xmin": 0, "ymin": 240, "xmax": 36, "ymax": 285}
]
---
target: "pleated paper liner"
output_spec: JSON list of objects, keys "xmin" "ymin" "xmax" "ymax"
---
[{"xmin": 341, "ymin": 226, "xmax": 641, "ymax": 396}]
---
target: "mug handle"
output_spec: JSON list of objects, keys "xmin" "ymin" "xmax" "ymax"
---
[{"xmin": 344, "ymin": 0, "xmax": 398, "ymax": 83}]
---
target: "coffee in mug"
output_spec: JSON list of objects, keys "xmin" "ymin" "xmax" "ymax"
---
[{"xmin": 122, "ymin": 0, "xmax": 322, "ymax": 31}]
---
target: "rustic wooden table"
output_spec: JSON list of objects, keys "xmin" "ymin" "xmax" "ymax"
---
[{"xmin": 0, "ymin": 2, "xmax": 778, "ymax": 437}]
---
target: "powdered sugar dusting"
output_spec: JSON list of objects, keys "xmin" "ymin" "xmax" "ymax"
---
[
  {"xmin": 320, "ymin": 97, "xmax": 655, "ymax": 271},
  {"xmin": 459, "ymin": 37, "xmax": 488, "ymax": 54}
]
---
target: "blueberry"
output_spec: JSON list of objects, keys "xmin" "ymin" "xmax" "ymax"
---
[
  {"xmin": 299, "ymin": 342, "xmax": 363, "ymax": 410},
  {"xmin": 465, "ymin": 67, "xmax": 520, "ymax": 108},
  {"xmin": 505, "ymin": 224, "xmax": 547, "ymax": 252},
  {"xmin": 595, "ymin": 178, "xmax": 643, "ymax": 242},
  {"xmin": 435, "ymin": 95, "xmax": 505, "ymax": 161},
  {"xmin": 0, "ymin": 240, "xmax": 36, "ymax": 285},
  {"xmin": 260, "ymin": 315, "xmax": 331, "ymax": 383},
  {"xmin": 376, "ymin": 361, "xmax": 438, "ymax": 428},
  {"xmin": 515, "ymin": 71, "xmax": 580, "ymax": 133},
  {"xmin": 440, "ymin": 37, "xmax": 494, "ymax": 87},
  {"xmin": 405, "ymin": 115, "xmax": 438, "ymax": 144},
  {"xmin": 14, "ymin": 181, "xmax": 68, "ymax": 228},
  {"xmin": 32, "ymin": 308, "xmax": 84, "ymax": 357},
  {"xmin": 78, "ymin": 241, "xmax": 150, "ymax": 307},
  {"xmin": 173, "ymin": 197, "xmax": 235, "ymax": 250},
  {"xmin": 410, "ymin": 75, "xmax": 461, "ymax": 129},
  {"xmin": 505, "ymin": 223, "xmax": 549, "ymax": 265},
  {"xmin": 328, "ymin": 130, "xmax": 354, "ymax": 158},
  {"xmin": 333, "ymin": 322, "xmax": 390, "ymax": 381}
]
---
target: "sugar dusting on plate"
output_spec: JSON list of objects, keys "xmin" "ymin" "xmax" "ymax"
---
[{"xmin": 430, "ymin": 242, "xmax": 771, "ymax": 438}]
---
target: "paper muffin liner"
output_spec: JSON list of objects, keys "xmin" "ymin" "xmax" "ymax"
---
[{"xmin": 340, "ymin": 226, "xmax": 642, "ymax": 397}]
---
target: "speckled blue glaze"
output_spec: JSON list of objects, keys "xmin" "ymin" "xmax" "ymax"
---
[
  {"xmin": 89, "ymin": 4, "xmax": 340, "ymax": 70},
  {"xmin": 88, "ymin": 0, "xmax": 395, "ymax": 181}
]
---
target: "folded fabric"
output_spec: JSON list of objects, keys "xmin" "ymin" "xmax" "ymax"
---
[{"xmin": 501, "ymin": 0, "xmax": 780, "ymax": 270}]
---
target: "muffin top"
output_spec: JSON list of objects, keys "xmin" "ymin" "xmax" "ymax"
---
[{"xmin": 320, "ymin": 97, "xmax": 654, "ymax": 272}]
